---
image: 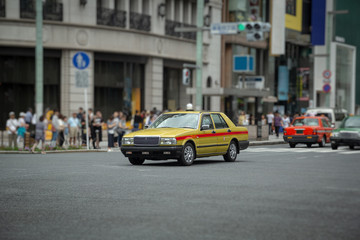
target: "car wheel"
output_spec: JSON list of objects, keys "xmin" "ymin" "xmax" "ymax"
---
[
  {"xmin": 319, "ymin": 136, "xmax": 326, "ymax": 147},
  {"xmin": 349, "ymin": 145, "xmax": 355, "ymax": 150},
  {"xmin": 289, "ymin": 143, "xmax": 296, "ymax": 148},
  {"xmin": 331, "ymin": 143, "xmax": 338, "ymax": 150},
  {"xmin": 129, "ymin": 157, "xmax": 145, "ymax": 165},
  {"xmin": 306, "ymin": 143, "xmax": 312, "ymax": 148},
  {"xmin": 178, "ymin": 142, "xmax": 195, "ymax": 166},
  {"xmin": 223, "ymin": 141, "xmax": 237, "ymax": 162}
]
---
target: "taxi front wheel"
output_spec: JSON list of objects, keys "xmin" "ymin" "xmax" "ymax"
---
[
  {"xmin": 178, "ymin": 142, "xmax": 195, "ymax": 166},
  {"xmin": 223, "ymin": 141, "xmax": 237, "ymax": 162},
  {"xmin": 129, "ymin": 157, "xmax": 145, "ymax": 165}
]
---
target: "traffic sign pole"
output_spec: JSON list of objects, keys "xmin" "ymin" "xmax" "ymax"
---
[
  {"xmin": 35, "ymin": 0, "xmax": 43, "ymax": 121},
  {"xmin": 84, "ymin": 88, "xmax": 89, "ymax": 150},
  {"xmin": 73, "ymin": 51, "xmax": 90, "ymax": 150},
  {"xmin": 195, "ymin": 0, "xmax": 204, "ymax": 111}
]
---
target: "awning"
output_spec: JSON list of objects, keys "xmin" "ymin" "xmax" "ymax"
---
[
  {"xmin": 186, "ymin": 87, "xmax": 271, "ymax": 98},
  {"xmin": 262, "ymin": 96, "xmax": 278, "ymax": 103}
]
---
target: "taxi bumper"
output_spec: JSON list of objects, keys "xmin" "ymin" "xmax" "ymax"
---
[
  {"xmin": 330, "ymin": 137, "xmax": 360, "ymax": 146},
  {"xmin": 121, "ymin": 145, "xmax": 183, "ymax": 160},
  {"xmin": 238, "ymin": 140, "xmax": 249, "ymax": 150},
  {"xmin": 283, "ymin": 135, "xmax": 319, "ymax": 143}
]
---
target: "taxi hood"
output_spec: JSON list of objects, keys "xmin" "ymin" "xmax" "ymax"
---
[{"xmin": 123, "ymin": 128, "xmax": 196, "ymax": 138}]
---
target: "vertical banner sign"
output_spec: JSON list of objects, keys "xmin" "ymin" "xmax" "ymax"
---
[
  {"xmin": 278, "ymin": 66, "xmax": 289, "ymax": 101},
  {"xmin": 73, "ymin": 52, "xmax": 90, "ymax": 150},
  {"xmin": 271, "ymin": 0, "xmax": 285, "ymax": 55},
  {"xmin": 311, "ymin": 0, "xmax": 326, "ymax": 45}
]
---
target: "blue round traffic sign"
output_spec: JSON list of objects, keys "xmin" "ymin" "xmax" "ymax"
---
[
  {"xmin": 73, "ymin": 52, "xmax": 90, "ymax": 70},
  {"xmin": 323, "ymin": 83, "xmax": 331, "ymax": 93}
]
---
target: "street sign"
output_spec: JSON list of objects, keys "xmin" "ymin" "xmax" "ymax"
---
[
  {"xmin": 322, "ymin": 70, "xmax": 331, "ymax": 79},
  {"xmin": 233, "ymin": 55, "xmax": 254, "ymax": 72},
  {"xmin": 210, "ymin": 22, "xmax": 238, "ymax": 35},
  {"xmin": 73, "ymin": 52, "xmax": 90, "ymax": 70},
  {"xmin": 237, "ymin": 76, "xmax": 264, "ymax": 89},
  {"xmin": 323, "ymin": 83, "xmax": 331, "ymax": 93},
  {"xmin": 75, "ymin": 71, "xmax": 89, "ymax": 88}
]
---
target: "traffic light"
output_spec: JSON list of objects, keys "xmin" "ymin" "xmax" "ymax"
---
[
  {"xmin": 182, "ymin": 68, "xmax": 190, "ymax": 86},
  {"xmin": 237, "ymin": 22, "xmax": 271, "ymax": 42}
]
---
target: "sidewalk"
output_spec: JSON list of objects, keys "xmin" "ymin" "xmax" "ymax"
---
[
  {"xmin": 249, "ymin": 133, "xmax": 285, "ymax": 146},
  {"xmin": 0, "ymin": 133, "xmax": 285, "ymax": 154}
]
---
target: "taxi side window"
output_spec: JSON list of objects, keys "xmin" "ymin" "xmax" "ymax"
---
[
  {"xmin": 322, "ymin": 119, "xmax": 330, "ymax": 127},
  {"xmin": 211, "ymin": 114, "xmax": 228, "ymax": 129},
  {"xmin": 201, "ymin": 115, "xmax": 214, "ymax": 129}
]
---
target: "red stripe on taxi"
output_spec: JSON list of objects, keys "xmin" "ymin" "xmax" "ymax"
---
[{"xmin": 176, "ymin": 131, "xmax": 248, "ymax": 141}]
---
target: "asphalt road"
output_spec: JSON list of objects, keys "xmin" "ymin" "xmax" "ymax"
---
[{"xmin": 1, "ymin": 145, "xmax": 360, "ymax": 240}]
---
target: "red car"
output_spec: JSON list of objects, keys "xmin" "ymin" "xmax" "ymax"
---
[{"xmin": 283, "ymin": 117, "xmax": 333, "ymax": 148}]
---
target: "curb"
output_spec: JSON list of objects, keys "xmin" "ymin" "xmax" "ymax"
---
[{"xmin": 0, "ymin": 149, "xmax": 107, "ymax": 154}]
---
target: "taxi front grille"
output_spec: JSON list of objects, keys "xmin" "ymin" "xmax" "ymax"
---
[
  {"xmin": 340, "ymin": 132, "xmax": 358, "ymax": 139},
  {"xmin": 134, "ymin": 136, "xmax": 160, "ymax": 146}
]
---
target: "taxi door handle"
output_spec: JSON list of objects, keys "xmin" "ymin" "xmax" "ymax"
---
[
  {"xmin": 227, "ymin": 129, "xmax": 231, "ymax": 132},
  {"xmin": 212, "ymin": 130, "xmax": 216, "ymax": 134}
]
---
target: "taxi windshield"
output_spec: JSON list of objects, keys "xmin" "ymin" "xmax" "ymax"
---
[
  {"xmin": 341, "ymin": 117, "xmax": 360, "ymax": 128},
  {"xmin": 293, "ymin": 118, "xmax": 319, "ymax": 126},
  {"xmin": 149, "ymin": 113, "xmax": 200, "ymax": 129}
]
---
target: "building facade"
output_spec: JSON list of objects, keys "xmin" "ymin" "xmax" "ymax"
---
[{"xmin": 0, "ymin": 0, "xmax": 222, "ymax": 128}]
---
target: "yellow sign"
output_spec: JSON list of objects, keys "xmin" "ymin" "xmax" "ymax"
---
[{"xmin": 285, "ymin": 0, "xmax": 303, "ymax": 32}]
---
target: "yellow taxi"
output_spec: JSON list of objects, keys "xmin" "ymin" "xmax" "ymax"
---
[{"xmin": 121, "ymin": 109, "xmax": 249, "ymax": 166}]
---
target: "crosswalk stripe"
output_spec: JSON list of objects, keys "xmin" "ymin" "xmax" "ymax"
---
[{"xmin": 244, "ymin": 147, "xmax": 359, "ymax": 155}]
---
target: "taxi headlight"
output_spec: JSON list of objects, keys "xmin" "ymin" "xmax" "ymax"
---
[
  {"xmin": 122, "ymin": 137, "xmax": 134, "ymax": 145},
  {"xmin": 160, "ymin": 137, "xmax": 177, "ymax": 145},
  {"xmin": 331, "ymin": 132, "xmax": 339, "ymax": 137}
]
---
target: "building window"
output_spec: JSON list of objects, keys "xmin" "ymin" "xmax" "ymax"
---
[
  {"xmin": 20, "ymin": 0, "xmax": 63, "ymax": 21},
  {"xmin": 286, "ymin": 0, "xmax": 296, "ymax": 16},
  {"xmin": 0, "ymin": 0, "xmax": 5, "ymax": 17},
  {"xmin": 97, "ymin": 0, "xmax": 126, "ymax": 28}
]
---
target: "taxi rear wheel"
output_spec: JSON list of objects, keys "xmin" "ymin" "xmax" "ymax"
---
[
  {"xmin": 178, "ymin": 142, "xmax": 195, "ymax": 166},
  {"xmin": 319, "ymin": 136, "xmax": 326, "ymax": 147},
  {"xmin": 331, "ymin": 143, "xmax": 338, "ymax": 150},
  {"xmin": 129, "ymin": 157, "xmax": 145, "ymax": 165},
  {"xmin": 349, "ymin": 145, "xmax": 355, "ymax": 150},
  {"xmin": 223, "ymin": 141, "xmax": 237, "ymax": 162},
  {"xmin": 289, "ymin": 143, "xmax": 296, "ymax": 148}
]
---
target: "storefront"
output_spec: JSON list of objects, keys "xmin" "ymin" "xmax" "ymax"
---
[
  {"xmin": 0, "ymin": 47, "xmax": 60, "ymax": 128},
  {"xmin": 94, "ymin": 53, "xmax": 145, "ymax": 119}
]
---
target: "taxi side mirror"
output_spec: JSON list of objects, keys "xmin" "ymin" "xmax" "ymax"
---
[
  {"xmin": 144, "ymin": 125, "xmax": 149, "ymax": 129},
  {"xmin": 201, "ymin": 124, "xmax": 210, "ymax": 131}
]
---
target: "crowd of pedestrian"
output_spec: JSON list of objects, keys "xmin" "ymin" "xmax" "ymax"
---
[
  {"xmin": 4, "ymin": 106, "xmax": 163, "ymax": 152},
  {"xmin": 237, "ymin": 111, "xmax": 299, "ymax": 138}
]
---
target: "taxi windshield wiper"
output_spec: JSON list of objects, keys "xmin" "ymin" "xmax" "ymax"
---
[
  {"xmin": 157, "ymin": 127, "xmax": 173, "ymax": 128},
  {"xmin": 179, "ymin": 126, "xmax": 195, "ymax": 129}
]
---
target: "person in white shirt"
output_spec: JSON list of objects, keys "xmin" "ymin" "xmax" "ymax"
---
[
  {"xmin": 68, "ymin": 113, "xmax": 80, "ymax": 146},
  {"xmin": 266, "ymin": 112, "xmax": 274, "ymax": 135},
  {"xmin": 6, "ymin": 112, "xmax": 19, "ymax": 148},
  {"xmin": 282, "ymin": 114, "xmax": 291, "ymax": 129}
]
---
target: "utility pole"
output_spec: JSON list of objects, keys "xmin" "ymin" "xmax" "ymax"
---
[
  {"xmin": 35, "ymin": 0, "xmax": 43, "ymax": 120},
  {"xmin": 195, "ymin": 0, "xmax": 204, "ymax": 111}
]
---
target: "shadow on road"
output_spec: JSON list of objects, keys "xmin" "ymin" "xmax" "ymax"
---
[{"xmin": 139, "ymin": 159, "xmax": 250, "ymax": 167}]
